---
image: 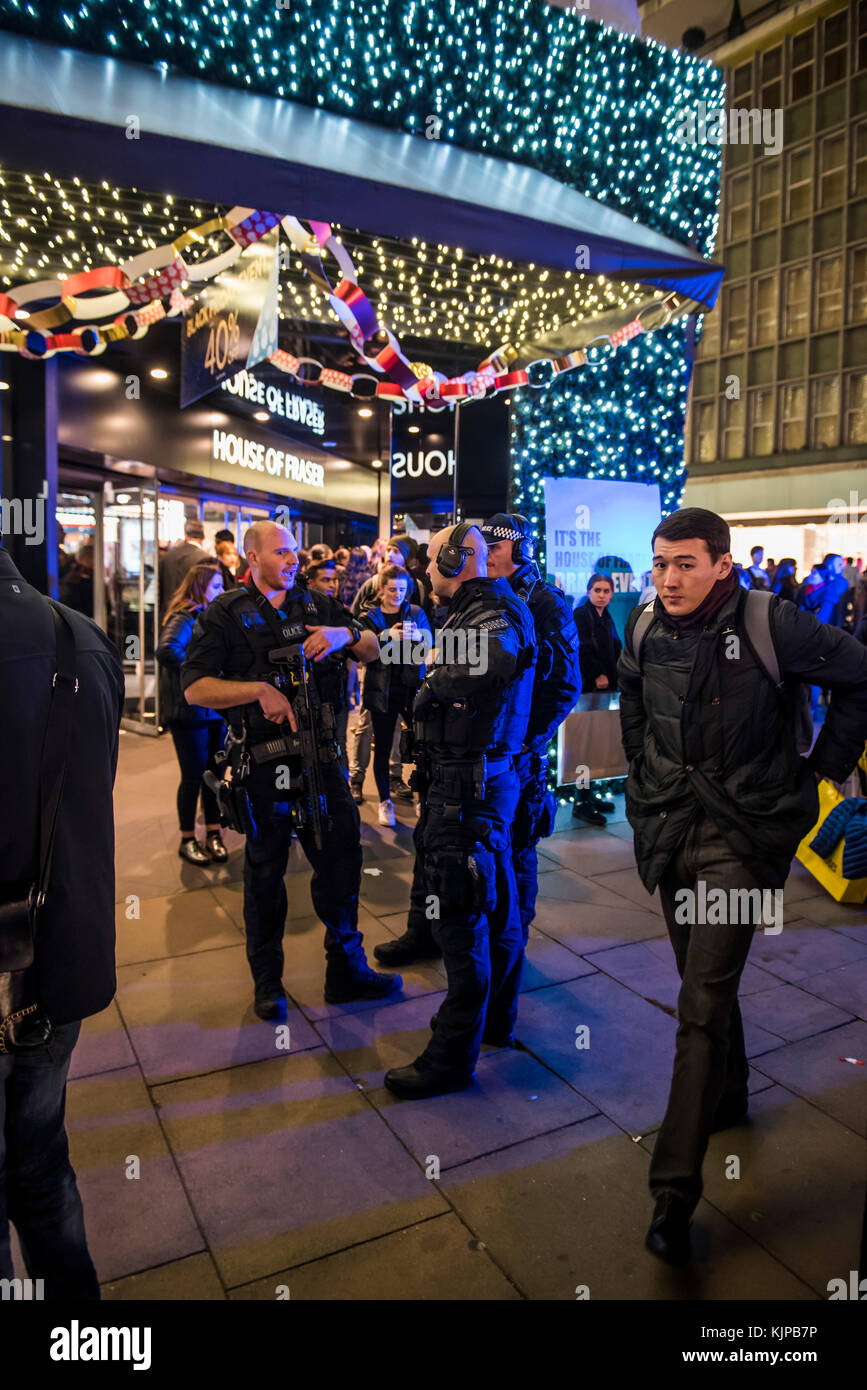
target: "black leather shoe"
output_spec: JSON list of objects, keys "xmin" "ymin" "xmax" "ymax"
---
[
  {"xmin": 645, "ymin": 1193, "xmax": 692, "ymax": 1266},
  {"xmin": 254, "ymin": 982, "xmax": 288, "ymax": 1021},
  {"xmin": 350, "ymin": 781, "xmax": 364, "ymax": 804},
  {"xmin": 590, "ymin": 796, "xmax": 616, "ymax": 813},
  {"xmin": 179, "ymin": 838, "xmax": 210, "ymax": 865},
  {"xmin": 374, "ymin": 932, "xmax": 441, "ymax": 965},
  {"xmin": 384, "ymin": 1061, "xmax": 475, "ymax": 1099},
  {"xmin": 205, "ymin": 832, "xmax": 228, "ymax": 862},
  {"xmin": 324, "ymin": 966, "xmax": 403, "ymax": 1004},
  {"xmin": 571, "ymin": 802, "xmax": 607, "ymax": 826},
  {"xmin": 429, "ymin": 1012, "xmax": 516, "ymax": 1047},
  {"xmin": 389, "ymin": 779, "xmax": 414, "ymax": 802},
  {"xmin": 710, "ymin": 1093, "xmax": 749, "ymax": 1133}
]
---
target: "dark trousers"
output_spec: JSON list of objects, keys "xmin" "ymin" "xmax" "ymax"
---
[
  {"xmin": 369, "ymin": 696, "xmax": 410, "ymax": 802},
  {"xmin": 413, "ymin": 766, "xmax": 523, "ymax": 1077},
  {"xmin": 512, "ymin": 749, "xmax": 554, "ymax": 936},
  {"xmin": 243, "ymin": 762, "xmax": 367, "ymax": 988},
  {"xmin": 650, "ymin": 813, "xmax": 762, "ymax": 1211},
  {"xmin": 168, "ymin": 720, "xmax": 223, "ymax": 830},
  {"xmin": 0, "ymin": 1021, "xmax": 99, "ymax": 1300}
]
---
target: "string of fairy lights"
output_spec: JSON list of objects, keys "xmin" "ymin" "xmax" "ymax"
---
[
  {"xmin": 0, "ymin": 0, "xmax": 724, "ymax": 257},
  {"xmin": 0, "ymin": 169, "xmax": 665, "ymax": 356}
]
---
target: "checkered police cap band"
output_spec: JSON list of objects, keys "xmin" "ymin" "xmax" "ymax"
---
[{"xmin": 480, "ymin": 516, "xmax": 528, "ymax": 542}]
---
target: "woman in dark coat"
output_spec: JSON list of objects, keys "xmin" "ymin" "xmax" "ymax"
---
[
  {"xmin": 572, "ymin": 573, "xmax": 622, "ymax": 825},
  {"xmin": 156, "ymin": 560, "xmax": 228, "ymax": 865}
]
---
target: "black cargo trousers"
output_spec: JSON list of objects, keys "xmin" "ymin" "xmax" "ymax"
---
[
  {"xmin": 511, "ymin": 748, "xmax": 558, "ymax": 936},
  {"xmin": 242, "ymin": 758, "xmax": 367, "ymax": 989},
  {"xmin": 407, "ymin": 759, "xmax": 523, "ymax": 1078}
]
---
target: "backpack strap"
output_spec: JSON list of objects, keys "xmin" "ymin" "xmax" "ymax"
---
[
  {"xmin": 629, "ymin": 600, "xmax": 657, "ymax": 666},
  {"xmin": 742, "ymin": 589, "xmax": 781, "ymax": 687}
]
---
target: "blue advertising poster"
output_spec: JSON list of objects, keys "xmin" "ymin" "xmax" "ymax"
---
[
  {"xmin": 543, "ymin": 477, "xmax": 662, "ymax": 639},
  {"xmin": 180, "ymin": 227, "xmax": 279, "ymax": 407}
]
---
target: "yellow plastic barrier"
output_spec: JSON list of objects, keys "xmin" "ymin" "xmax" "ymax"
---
[{"xmin": 796, "ymin": 777, "xmax": 867, "ymax": 904}]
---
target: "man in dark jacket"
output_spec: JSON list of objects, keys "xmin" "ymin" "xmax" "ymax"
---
[
  {"xmin": 0, "ymin": 542, "xmax": 124, "ymax": 1299},
  {"xmin": 159, "ymin": 518, "xmax": 208, "ymax": 615},
  {"xmin": 618, "ymin": 508, "xmax": 867, "ymax": 1267}
]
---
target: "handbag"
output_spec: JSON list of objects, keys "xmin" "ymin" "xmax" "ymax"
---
[{"xmin": 0, "ymin": 601, "xmax": 78, "ymax": 1053}]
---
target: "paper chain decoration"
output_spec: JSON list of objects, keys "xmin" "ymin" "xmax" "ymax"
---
[{"xmin": 0, "ymin": 206, "xmax": 678, "ymax": 403}]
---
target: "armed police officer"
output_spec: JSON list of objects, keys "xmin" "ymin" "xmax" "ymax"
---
[
  {"xmin": 182, "ymin": 520, "xmax": 402, "ymax": 1020},
  {"xmin": 480, "ymin": 514, "xmax": 581, "ymax": 935},
  {"xmin": 383, "ymin": 523, "xmax": 537, "ymax": 1099}
]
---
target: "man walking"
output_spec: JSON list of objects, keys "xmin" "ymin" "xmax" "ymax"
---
[{"xmin": 618, "ymin": 507, "xmax": 867, "ymax": 1265}]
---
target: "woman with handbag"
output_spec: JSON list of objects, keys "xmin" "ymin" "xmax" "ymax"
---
[{"xmin": 157, "ymin": 561, "xmax": 229, "ymax": 865}]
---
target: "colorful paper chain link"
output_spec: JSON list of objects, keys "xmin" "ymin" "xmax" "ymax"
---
[{"xmin": 0, "ymin": 206, "xmax": 678, "ymax": 400}]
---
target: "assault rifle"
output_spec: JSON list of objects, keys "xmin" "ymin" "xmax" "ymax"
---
[{"xmin": 265, "ymin": 642, "xmax": 330, "ymax": 852}]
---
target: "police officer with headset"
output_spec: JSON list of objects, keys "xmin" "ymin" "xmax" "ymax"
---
[
  {"xmin": 182, "ymin": 520, "xmax": 402, "ymax": 1019},
  {"xmin": 383, "ymin": 523, "xmax": 537, "ymax": 1099}
]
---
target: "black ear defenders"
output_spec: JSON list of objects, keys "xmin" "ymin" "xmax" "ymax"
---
[
  {"xmin": 435, "ymin": 522, "xmax": 476, "ymax": 578},
  {"xmin": 510, "ymin": 515, "xmax": 535, "ymax": 565}
]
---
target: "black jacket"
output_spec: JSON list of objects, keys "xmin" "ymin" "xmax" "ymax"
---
[
  {"xmin": 359, "ymin": 602, "xmax": 432, "ymax": 713},
  {"xmin": 156, "ymin": 609, "xmax": 220, "ymax": 724},
  {"xmin": 574, "ymin": 598, "xmax": 622, "ymax": 691},
  {"xmin": 618, "ymin": 588, "xmax": 867, "ymax": 892},
  {"xmin": 159, "ymin": 540, "xmax": 207, "ymax": 614},
  {"xmin": 509, "ymin": 563, "xmax": 581, "ymax": 751},
  {"xmin": 0, "ymin": 548, "xmax": 124, "ymax": 1025}
]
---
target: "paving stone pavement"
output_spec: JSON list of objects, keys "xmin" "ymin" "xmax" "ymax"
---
[{"xmin": 32, "ymin": 734, "xmax": 865, "ymax": 1301}]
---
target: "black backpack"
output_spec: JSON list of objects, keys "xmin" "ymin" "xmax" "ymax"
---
[{"xmin": 630, "ymin": 589, "xmax": 814, "ymax": 755}]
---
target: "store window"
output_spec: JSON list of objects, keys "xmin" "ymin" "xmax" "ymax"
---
[
  {"xmin": 726, "ymin": 172, "xmax": 751, "ymax": 243},
  {"xmin": 693, "ymin": 401, "xmax": 718, "ymax": 462},
  {"xmin": 819, "ymin": 132, "xmax": 846, "ymax": 208},
  {"xmin": 821, "ymin": 9, "xmax": 848, "ymax": 86},
  {"xmin": 783, "ymin": 264, "xmax": 810, "ymax": 337},
  {"xmin": 780, "ymin": 383, "xmax": 807, "ymax": 450},
  {"xmin": 846, "ymin": 370, "xmax": 867, "ymax": 443},
  {"xmin": 814, "ymin": 253, "xmax": 844, "ymax": 330},
  {"xmin": 854, "ymin": 121, "xmax": 867, "ymax": 197},
  {"xmin": 724, "ymin": 284, "xmax": 748, "ymax": 351},
  {"xmin": 722, "ymin": 395, "xmax": 746, "ymax": 459},
  {"xmin": 753, "ymin": 273, "xmax": 779, "ymax": 344},
  {"xmin": 749, "ymin": 388, "xmax": 775, "ymax": 455},
  {"xmin": 810, "ymin": 376, "xmax": 841, "ymax": 447},
  {"xmin": 786, "ymin": 146, "xmax": 812, "ymax": 220},
  {"xmin": 790, "ymin": 28, "xmax": 815, "ymax": 101},
  {"xmin": 755, "ymin": 159, "xmax": 781, "ymax": 231},
  {"xmin": 850, "ymin": 245, "xmax": 867, "ymax": 320},
  {"xmin": 760, "ymin": 45, "xmax": 783, "ymax": 107}
]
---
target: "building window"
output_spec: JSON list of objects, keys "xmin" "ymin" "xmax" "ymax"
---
[
  {"xmin": 786, "ymin": 146, "xmax": 812, "ymax": 220},
  {"xmin": 846, "ymin": 371, "xmax": 867, "ymax": 443},
  {"xmin": 822, "ymin": 9, "xmax": 848, "ymax": 86},
  {"xmin": 697, "ymin": 307, "xmax": 720, "ymax": 358},
  {"xmin": 749, "ymin": 388, "xmax": 775, "ymax": 455},
  {"xmin": 761, "ymin": 45, "xmax": 783, "ymax": 107},
  {"xmin": 859, "ymin": 0, "xmax": 867, "ymax": 71},
  {"xmin": 724, "ymin": 284, "xmax": 748, "ymax": 351},
  {"xmin": 854, "ymin": 121, "xmax": 867, "ymax": 198},
  {"xmin": 819, "ymin": 132, "xmax": 846, "ymax": 208},
  {"xmin": 810, "ymin": 377, "xmax": 841, "ymax": 448},
  {"xmin": 732, "ymin": 60, "xmax": 752, "ymax": 101},
  {"xmin": 815, "ymin": 253, "xmax": 843, "ymax": 330},
  {"xmin": 726, "ymin": 172, "xmax": 751, "ymax": 242},
  {"xmin": 790, "ymin": 28, "xmax": 815, "ymax": 100},
  {"xmin": 780, "ymin": 383, "xmax": 806, "ymax": 450},
  {"xmin": 783, "ymin": 265, "xmax": 810, "ymax": 337},
  {"xmin": 693, "ymin": 401, "xmax": 718, "ymax": 462},
  {"xmin": 849, "ymin": 245, "xmax": 867, "ymax": 321},
  {"xmin": 755, "ymin": 158, "xmax": 781, "ymax": 230},
  {"xmin": 753, "ymin": 273, "xmax": 779, "ymax": 344},
  {"xmin": 722, "ymin": 395, "xmax": 746, "ymax": 459}
]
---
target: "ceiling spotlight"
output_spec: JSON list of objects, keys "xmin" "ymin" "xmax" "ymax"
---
[
  {"xmin": 0, "ymin": 381, "xmax": 9, "ymax": 390},
  {"xmin": 408, "ymin": 425, "xmax": 420, "ymax": 433},
  {"xmin": 253, "ymin": 411, "xmax": 269, "ymax": 421},
  {"xmin": 13, "ymin": 308, "xmax": 30, "ymax": 320},
  {"xmin": 358, "ymin": 407, "xmax": 374, "ymax": 418},
  {"xmin": 371, "ymin": 458, "xmax": 383, "ymax": 468},
  {"xmin": 150, "ymin": 367, "xmax": 168, "ymax": 380}
]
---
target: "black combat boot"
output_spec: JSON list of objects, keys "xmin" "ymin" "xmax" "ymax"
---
[
  {"xmin": 374, "ymin": 930, "xmax": 441, "ymax": 965},
  {"xmin": 254, "ymin": 981, "xmax": 288, "ymax": 1021},
  {"xmin": 384, "ymin": 1059, "xmax": 475, "ymax": 1099},
  {"xmin": 324, "ymin": 963, "xmax": 403, "ymax": 1004}
]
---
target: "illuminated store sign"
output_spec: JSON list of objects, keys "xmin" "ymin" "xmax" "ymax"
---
[
  {"xmin": 221, "ymin": 369, "xmax": 326, "ymax": 435},
  {"xmin": 212, "ymin": 429, "xmax": 325, "ymax": 489}
]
